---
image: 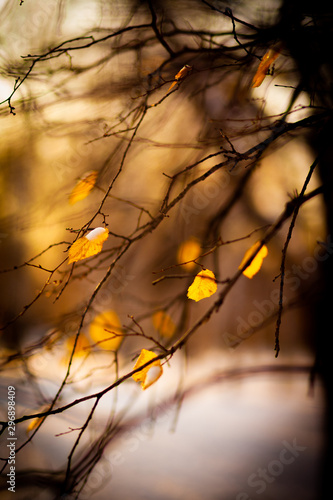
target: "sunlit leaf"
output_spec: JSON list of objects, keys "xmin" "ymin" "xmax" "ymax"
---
[
  {"xmin": 132, "ymin": 348, "xmax": 163, "ymax": 390},
  {"xmin": 26, "ymin": 416, "xmax": 44, "ymax": 433},
  {"xmin": 187, "ymin": 268, "xmax": 217, "ymax": 302},
  {"xmin": 251, "ymin": 49, "xmax": 280, "ymax": 88},
  {"xmin": 68, "ymin": 227, "xmax": 109, "ymax": 264},
  {"xmin": 177, "ymin": 237, "xmax": 201, "ymax": 271},
  {"xmin": 69, "ymin": 170, "xmax": 98, "ymax": 205},
  {"xmin": 239, "ymin": 241, "xmax": 268, "ymax": 279},
  {"xmin": 89, "ymin": 310, "xmax": 123, "ymax": 351},
  {"xmin": 167, "ymin": 64, "xmax": 192, "ymax": 92},
  {"xmin": 142, "ymin": 365, "xmax": 163, "ymax": 390},
  {"xmin": 26, "ymin": 406, "xmax": 48, "ymax": 433},
  {"xmin": 152, "ymin": 310, "xmax": 176, "ymax": 338}
]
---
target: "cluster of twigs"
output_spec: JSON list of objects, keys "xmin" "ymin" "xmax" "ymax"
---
[{"xmin": 0, "ymin": 1, "xmax": 329, "ymax": 497}]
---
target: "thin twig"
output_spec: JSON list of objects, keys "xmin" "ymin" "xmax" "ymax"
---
[{"xmin": 274, "ymin": 156, "xmax": 320, "ymax": 357}]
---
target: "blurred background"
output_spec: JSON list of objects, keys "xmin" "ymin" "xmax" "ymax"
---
[{"xmin": 0, "ymin": 0, "xmax": 328, "ymax": 499}]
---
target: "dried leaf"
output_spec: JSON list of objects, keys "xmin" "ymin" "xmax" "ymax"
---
[
  {"xmin": 187, "ymin": 268, "xmax": 217, "ymax": 302},
  {"xmin": 177, "ymin": 237, "xmax": 201, "ymax": 271},
  {"xmin": 251, "ymin": 49, "xmax": 280, "ymax": 88},
  {"xmin": 68, "ymin": 227, "xmax": 109, "ymax": 264},
  {"xmin": 152, "ymin": 310, "xmax": 176, "ymax": 338},
  {"xmin": 132, "ymin": 348, "xmax": 163, "ymax": 390},
  {"xmin": 239, "ymin": 241, "xmax": 268, "ymax": 279},
  {"xmin": 89, "ymin": 310, "xmax": 123, "ymax": 351},
  {"xmin": 167, "ymin": 64, "xmax": 192, "ymax": 92},
  {"xmin": 69, "ymin": 170, "xmax": 98, "ymax": 205}
]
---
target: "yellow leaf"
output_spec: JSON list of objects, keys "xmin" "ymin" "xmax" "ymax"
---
[
  {"xmin": 239, "ymin": 241, "xmax": 268, "ymax": 279},
  {"xmin": 68, "ymin": 227, "xmax": 109, "ymax": 264},
  {"xmin": 167, "ymin": 64, "xmax": 192, "ymax": 92},
  {"xmin": 187, "ymin": 268, "xmax": 217, "ymax": 302},
  {"xmin": 26, "ymin": 406, "xmax": 48, "ymax": 433},
  {"xmin": 132, "ymin": 348, "xmax": 163, "ymax": 390},
  {"xmin": 26, "ymin": 416, "xmax": 44, "ymax": 433},
  {"xmin": 251, "ymin": 49, "xmax": 280, "ymax": 88},
  {"xmin": 152, "ymin": 311, "xmax": 176, "ymax": 338},
  {"xmin": 89, "ymin": 310, "xmax": 123, "ymax": 351},
  {"xmin": 177, "ymin": 237, "xmax": 201, "ymax": 271},
  {"xmin": 69, "ymin": 170, "xmax": 98, "ymax": 205}
]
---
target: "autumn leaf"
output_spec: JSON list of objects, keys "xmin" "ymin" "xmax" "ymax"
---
[
  {"xmin": 152, "ymin": 310, "xmax": 176, "ymax": 338},
  {"xmin": 251, "ymin": 48, "xmax": 281, "ymax": 88},
  {"xmin": 167, "ymin": 64, "xmax": 192, "ymax": 92},
  {"xmin": 132, "ymin": 348, "xmax": 163, "ymax": 390},
  {"xmin": 177, "ymin": 237, "xmax": 201, "ymax": 271},
  {"xmin": 27, "ymin": 416, "xmax": 43, "ymax": 433},
  {"xmin": 187, "ymin": 268, "xmax": 217, "ymax": 302},
  {"xmin": 239, "ymin": 241, "xmax": 268, "ymax": 279},
  {"xmin": 27, "ymin": 416, "xmax": 44, "ymax": 433},
  {"xmin": 89, "ymin": 310, "xmax": 123, "ymax": 351},
  {"xmin": 69, "ymin": 170, "xmax": 98, "ymax": 205},
  {"xmin": 68, "ymin": 227, "xmax": 109, "ymax": 264},
  {"xmin": 26, "ymin": 406, "xmax": 49, "ymax": 433}
]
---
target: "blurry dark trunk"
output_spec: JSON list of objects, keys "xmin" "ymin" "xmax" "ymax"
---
[
  {"xmin": 314, "ymin": 121, "xmax": 333, "ymax": 500},
  {"xmin": 279, "ymin": 2, "xmax": 333, "ymax": 497}
]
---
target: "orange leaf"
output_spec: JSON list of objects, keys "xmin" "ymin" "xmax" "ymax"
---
[
  {"xmin": 26, "ymin": 406, "xmax": 49, "ymax": 433},
  {"xmin": 177, "ymin": 237, "xmax": 201, "ymax": 271},
  {"xmin": 167, "ymin": 64, "xmax": 192, "ymax": 92},
  {"xmin": 69, "ymin": 170, "xmax": 98, "ymax": 205},
  {"xmin": 68, "ymin": 227, "xmax": 109, "ymax": 264},
  {"xmin": 239, "ymin": 241, "xmax": 268, "ymax": 278},
  {"xmin": 251, "ymin": 49, "xmax": 280, "ymax": 88},
  {"xmin": 27, "ymin": 416, "xmax": 43, "ymax": 433},
  {"xmin": 152, "ymin": 311, "xmax": 176, "ymax": 338},
  {"xmin": 89, "ymin": 310, "xmax": 123, "ymax": 351},
  {"xmin": 187, "ymin": 268, "xmax": 217, "ymax": 302},
  {"xmin": 132, "ymin": 349, "xmax": 163, "ymax": 390}
]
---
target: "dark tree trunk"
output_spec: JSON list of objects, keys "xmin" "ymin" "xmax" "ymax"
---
[{"xmin": 278, "ymin": 2, "xmax": 333, "ymax": 497}]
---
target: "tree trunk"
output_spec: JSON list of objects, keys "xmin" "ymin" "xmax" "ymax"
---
[{"xmin": 279, "ymin": 2, "xmax": 333, "ymax": 496}]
